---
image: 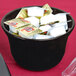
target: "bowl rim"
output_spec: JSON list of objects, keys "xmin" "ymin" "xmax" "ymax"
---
[{"xmin": 1, "ymin": 6, "xmax": 75, "ymax": 41}]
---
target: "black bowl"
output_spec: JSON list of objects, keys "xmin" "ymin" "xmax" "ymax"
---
[{"xmin": 1, "ymin": 6, "xmax": 75, "ymax": 71}]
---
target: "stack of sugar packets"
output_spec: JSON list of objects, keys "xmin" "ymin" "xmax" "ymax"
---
[{"xmin": 4, "ymin": 4, "xmax": 71, "ymax": 39}]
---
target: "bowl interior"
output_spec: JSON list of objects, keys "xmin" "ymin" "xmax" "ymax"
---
[{"xmin": 1, "ymin": 7, "xmax": 75, "ymax": 40}]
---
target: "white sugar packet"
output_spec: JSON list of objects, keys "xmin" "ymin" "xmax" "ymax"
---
[
  {"xmin": 24, "ymin": 17, "xmax": 39, "ymax": 27},
  {"xmin": 34, "ymin": 34, "xmax": 53, "ymax": 39},
  {"xmin": 40, "ymin": 13, "xmax": 68, "ymax": 30},
  {"xmin": 39, "ymin": 25, "xmax": 52, "ymax": 32},
  {"xmin": 27, "ymin": 7, "xmax": 44, "ymax": 16},
  {"xmin": 49, "ymin": 25, "xmax": 66, "ymax": 37}
]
